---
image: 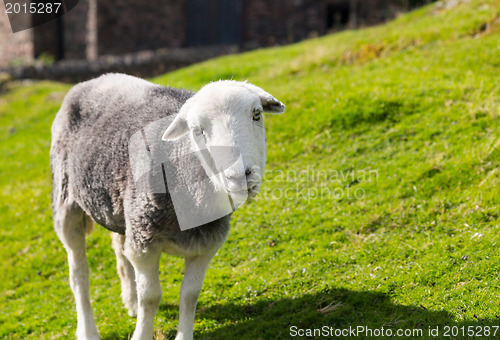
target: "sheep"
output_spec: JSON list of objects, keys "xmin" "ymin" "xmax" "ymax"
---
[{"xmin": 50, "ymin": 73, "xmax": 285, "ymax": 340}]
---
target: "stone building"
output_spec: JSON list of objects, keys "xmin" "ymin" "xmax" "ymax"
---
[{"xmin": 0, "ymin": 0, "xmax": 423, "ymax": 67}]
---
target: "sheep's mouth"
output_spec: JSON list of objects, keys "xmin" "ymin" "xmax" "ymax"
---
[
  {"xmin": 226, "ymin": 188, "xmax": 247, "ymax": 198},
  {"xmin": 219, "ymin": 171, "xmax": 261, "ymax": 206},
  {"xmin": 225, "ymin": 182, "xmax": 260, "ymax": 200},
  {"xmin": 247, "ymin": 183, "xmax": 260, "ymax": 199}
]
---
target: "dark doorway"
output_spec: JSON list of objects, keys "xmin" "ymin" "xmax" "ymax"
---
[
  {"xmin": 33, "ymin": 16, "xmax": 65, "ymax": 61},
  {"xmin": 186, "ymin": 0, "xmax": 210, "ymax": 46},
  {"xmin": 186, "ymin": 0, "xmax": 243, "ymax": 46}
]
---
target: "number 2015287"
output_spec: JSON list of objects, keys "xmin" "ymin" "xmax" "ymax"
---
[{"xmin": 5, "ymin": 2, "xmax": 62, "ymax": 14}]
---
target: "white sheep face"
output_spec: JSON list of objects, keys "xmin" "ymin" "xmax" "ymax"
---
[{"xmin": 162, "ymin": 81, "xmax": 285, "ymax": 207}]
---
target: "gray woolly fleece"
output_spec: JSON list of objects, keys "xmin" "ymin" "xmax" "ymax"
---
[{"xmin": 50, "ymin": 73, "xmax": 231, "ymax": 253}]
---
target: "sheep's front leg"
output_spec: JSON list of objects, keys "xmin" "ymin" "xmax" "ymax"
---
[
  {"xmin": 124, "ymin": 244, "xmax": 163, "ymax": 340},
  {"xmin": 111, "ymin": 233, "xmax": 138, "ymax": 317},
  {"xmin": 175, "ymin": 253, "xmax": 215, "ymax": 340}
]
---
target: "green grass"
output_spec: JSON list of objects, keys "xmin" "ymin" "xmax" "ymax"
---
[{"xmin": 2, "ymin": 0, "xmax": 500, "ymax": 339}]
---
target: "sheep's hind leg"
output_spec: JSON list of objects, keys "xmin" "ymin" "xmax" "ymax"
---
[
  {"xmin": 54, "ymin": 203, "xmax": 100, "ymax": 340},
  {"xmin": 111, "ymin": 233, "xmax": 138, "ymax": 317},
  {"xmin": 124, "ymin": 241, "xmax": 163, "ymax": 340},
  {"xmin": 175, "ymin": 253, "xmax": 215, "ymax": 340}
]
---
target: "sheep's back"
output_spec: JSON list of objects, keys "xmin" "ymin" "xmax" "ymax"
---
[{"xmin": 53, "ymin": 74, "xmax": 193, "ymax": 233}]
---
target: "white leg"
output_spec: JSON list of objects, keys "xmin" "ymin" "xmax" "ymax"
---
[
  {"xmin": 175, "ymin": 253, "xmax": 214, "ymax": 340},
  {"xmin": 111, "ymin": 233, "xmax": 138, "ymax": 317},
  {"xmin": 54, "ymin": 204, "xmax": 100, "ymax": 340},
  {"xmin": 124, "ymin": 242, "xmax": 162, "ymax": 340}
]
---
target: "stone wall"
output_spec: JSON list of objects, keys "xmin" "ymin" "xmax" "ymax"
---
[
  {"xmin": 243, "ymin": 0, "xmax": 326, "ymax": 47},
  {"xmin": 97, "ymin": 0, "xmax": 186, "ymax": 55},
  {"xmin": 242, "ymin": 0, "xmax": 392, "ymax": 48},
  {"xmin": 0, "ymin": 0, "xmax": 433, "ymax": 68},
  {"xmin": 1, "ymin": 46, "xmax": 233, "ymax": 83}
]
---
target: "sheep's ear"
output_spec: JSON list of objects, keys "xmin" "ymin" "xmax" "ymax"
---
[
  {"xmin": 243, "ymin": 83, "xmax": 286, "ymax": 114},
  {"xmin": 162, "ymin": 115, "xmax": 189, "ymax": 140}
]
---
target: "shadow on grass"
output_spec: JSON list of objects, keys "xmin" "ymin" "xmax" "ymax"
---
[
  {"xmin": 103, "ymin": 288, "xmax": 499, "ymax": 339},
  {"xmin": 192, "ymin": 288, "xmax": 498, "ymax": 340}
]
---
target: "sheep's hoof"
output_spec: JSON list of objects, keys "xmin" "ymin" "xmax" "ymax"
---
[
  {"xmin": 76, "ymin": 331, "xmax": 101, "ymax": 340},
  {"xmin": 122, "ymin": 297, "xmax": 138, "ymax": 317},
  {"xmin": 125, "ymin": 302, "xmax": 138, "ymax": 318},
  {"xmin": 174, "ymin": 333, "xmax": 190, "ymax": 340},
  {"xmin": 128, "ymin": 308, "xmax": 138, "ymax": 318}
]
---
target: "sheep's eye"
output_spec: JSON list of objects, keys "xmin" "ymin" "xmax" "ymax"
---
[
  {"xmin": 193, "ymin": 127, "xmax": 204, "ymax": 136},
  {"xmin": 252, "ymin": 110, "xmax": 262, "ymax": 122}
]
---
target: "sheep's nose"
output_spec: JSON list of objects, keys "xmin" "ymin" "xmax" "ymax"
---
[
  {"xmin": 245, "ymin": 166, "xmax": 261, "ymax": 184},
  {"xmin": 227, "ymin": 167, "xmax": 255, "ymax": 180},
  {"xmin": 245, "ymin": 166, "xmax": 260, "ymax": 176}
]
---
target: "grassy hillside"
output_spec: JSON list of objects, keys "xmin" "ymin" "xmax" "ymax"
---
[{"xmin": 1, "ymin": 0, "xmax": 500, "ymax": 338}]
